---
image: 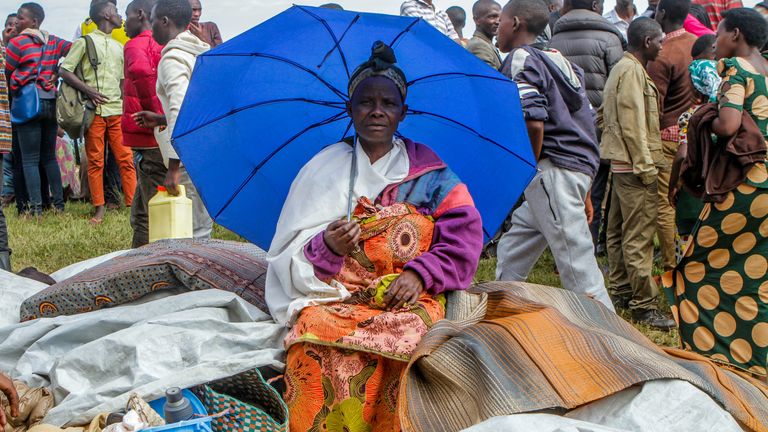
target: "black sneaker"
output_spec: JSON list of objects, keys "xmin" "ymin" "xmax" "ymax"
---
[{"xmin": 632, "ymin": 309, "xmax": 676, "ymax": 331}]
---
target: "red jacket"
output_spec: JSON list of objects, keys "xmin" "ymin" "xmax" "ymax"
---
[{"xmin": 122, "ymin": 30, "xmax": 164, "ymax": 148}]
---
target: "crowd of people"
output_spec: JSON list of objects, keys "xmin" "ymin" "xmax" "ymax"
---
[{"xmin": 0, "ymin": 0, "xmax": 767, "ymax": 430}]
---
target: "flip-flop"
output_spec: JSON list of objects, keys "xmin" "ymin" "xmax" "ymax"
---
[{"xmin": 89, "ymin": 216, "xmax": 104, "ymax": 225}]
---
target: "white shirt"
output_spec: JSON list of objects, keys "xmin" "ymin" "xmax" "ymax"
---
[
  {"xmin": 400, "ymin": 0, "xmax": 459, "ymax": 40},
  {"xmin": 603, "ymin": 8, "xmax": 635, "ymax": 42}
]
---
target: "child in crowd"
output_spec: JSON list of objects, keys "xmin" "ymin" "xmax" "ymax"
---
[
  {"xmin": 494, "ymin": 0, "xmax": 614, "ymax": 311},
  {"xmin": 668, "ymin": 34, "xmax": 722, "ymax": 262}
]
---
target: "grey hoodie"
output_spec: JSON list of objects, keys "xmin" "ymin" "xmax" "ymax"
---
[{"xmin": 155, "ymin": 30, "xmax": 209, "ymax": 166}]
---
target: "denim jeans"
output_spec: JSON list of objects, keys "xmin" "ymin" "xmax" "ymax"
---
[
  {"xmin": 12, "ymin": 128, "xmax": 51, "ymax": 214},
  {"xmin": 14, "ymin": 98, "xmax": 64, "ymax": 214},
  {"xmin": 2, "ymin": 153, "xmax": 13, "ymax": 197}
]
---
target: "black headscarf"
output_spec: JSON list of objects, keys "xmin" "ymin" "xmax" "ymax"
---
[{"xmin": 348, "ymin": 41, "xmax": 408, "ymax": 100}]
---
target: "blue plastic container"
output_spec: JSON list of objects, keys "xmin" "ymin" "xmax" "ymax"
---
[
  {"xmin": 146, "ymin": 389, "xmax": 211, "ymax": 432},
  {"xmin": 142, "ymin": 417, "xmax": 213, "ymax": 432}
]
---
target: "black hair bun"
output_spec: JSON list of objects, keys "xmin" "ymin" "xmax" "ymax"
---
[{"xmin": 369, "ymin": 41, "xmax": 398, "ymax": 71}]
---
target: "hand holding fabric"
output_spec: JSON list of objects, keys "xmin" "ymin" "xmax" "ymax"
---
[
  {"xmin": 384, "ymin": 270, "xmax": 424, "ymax": 311},
  {"xmin": 0, "ymin": 373, "xmax": 19, "ymax": 428},
  {"xmin": 323, "ymin": 221, "xmax": 360, "ymax": 257}
]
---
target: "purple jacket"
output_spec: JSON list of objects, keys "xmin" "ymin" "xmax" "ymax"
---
[{"xmin": 304, "ymin": 140, "xmax": 483, "ymax": 295}]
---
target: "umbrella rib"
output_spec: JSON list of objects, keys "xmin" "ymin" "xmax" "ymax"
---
[
  {"xmin": 213, "ymin": 111, "xmax": 350, "ymax": 219},
  {"xmin": 406, "ymin": 108, "xmax": 536, "ymax": 170},
  {"xmin": 296, "ymin": 5, "xmax": 358, "ymax": 78},
  {"xmin": 341, "ymin": 118, "xmax": 354, "ymax": 141},
  {"xmin": 202, "ymin": 52, "xmax": 348, "ymax": 100},
  {"xmin": 174, "ymin": 98, "xmax": 345, "ymax": 141},
  {"xmin": 389, "ymin": 18, "xmax": 421, "ymax": 47},
  {"xmin": 407, "ymin": 72, "xmax": 511, "ymax": 86}
]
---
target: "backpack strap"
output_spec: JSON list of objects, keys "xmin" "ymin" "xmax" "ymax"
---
[
  {"xmin": 83, "ymin": 34, "xmax": 100, "ymax": 70},
  {"xmin": 82, "ymin": 34, "xmax": 101, "ymax": 93}
]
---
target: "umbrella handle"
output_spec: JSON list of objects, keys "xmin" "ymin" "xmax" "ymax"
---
[{"xmin": 346, "ymin": 138, "xmax": 358, "ymax": 222}]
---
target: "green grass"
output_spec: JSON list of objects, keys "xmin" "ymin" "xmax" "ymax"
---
[{"xmin": 6, "ymin": 201, "xmax": 678, "ymax": 347}]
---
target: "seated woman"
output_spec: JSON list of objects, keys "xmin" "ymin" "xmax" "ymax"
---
[
  {"xmin": 265, "ymin": 42, "xmax": 484, "ymax": 431},
  {"xmin": 666, "ymin": 8, "xmax": 768, "ymax": 378}
]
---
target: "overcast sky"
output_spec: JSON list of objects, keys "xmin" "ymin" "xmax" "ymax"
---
[
  {"xmin": 8, "ymin": 0, "xmax": 761, "ymax": 41},
  {"xmin": 12, "ymin": 0, "xmax": 643, "ymax": 41}
]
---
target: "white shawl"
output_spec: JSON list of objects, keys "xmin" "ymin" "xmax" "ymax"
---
[{"xmin": 266, "ymin": 139, "xmax": 409, "ymax": 325}]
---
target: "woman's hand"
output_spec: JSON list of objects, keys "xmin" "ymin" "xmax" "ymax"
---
[
  {"xmin": 323, "ymin": 220, "xmax": 360, "ymax": 256},
  {"xmin": 0, "ymin": 373, "xmax": 19, "ymax": 428},
  {"xmin": 384, "ymin": 270, "xmax": 424, "ymax": 311},
  {"xmin": 584, "ymin": 192, "xmax": 594, "ymax": 225},
  {"xmin": 668, "ymin": 185, "xmax": 680, "ymax": 207}
]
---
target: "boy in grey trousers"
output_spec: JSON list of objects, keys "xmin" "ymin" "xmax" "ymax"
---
[{"xmin": 494, "ymin": 0, "xmax": 613, "ymax": 311}]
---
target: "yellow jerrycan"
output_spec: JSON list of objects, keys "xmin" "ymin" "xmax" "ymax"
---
[{"xmin": 148, "ymin": 185, "xmax": 193, "ymax": 243}]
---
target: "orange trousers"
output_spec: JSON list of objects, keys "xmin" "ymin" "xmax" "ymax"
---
[{"xmin": 85, "ymin": 115, "xmax": 136, "ymax": 207}]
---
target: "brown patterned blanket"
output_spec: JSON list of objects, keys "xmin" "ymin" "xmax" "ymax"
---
[{"xmin": 19, "ymin": 239, "xmax": 268, "ymax": 321}]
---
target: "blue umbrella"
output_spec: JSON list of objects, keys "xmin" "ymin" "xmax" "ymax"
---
[{"xmin": 173, "ymin": 5, "xmax": 535, "ymax": 250}]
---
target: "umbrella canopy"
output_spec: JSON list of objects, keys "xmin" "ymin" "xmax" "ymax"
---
[{"xmin": 173, "ymin": 5, "xmax": 535, "ymax": 250}]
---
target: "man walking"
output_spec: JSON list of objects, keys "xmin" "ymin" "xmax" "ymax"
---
[
  {"xmin": 494, "ymin": 0, "xmax": 614, "ymax": 311},
  {"xmin": 123, "ymin": 0, "xmax": 166, "ymax": 247},
  {"xmin": 600, "ymin": 17, "xmax": 675, "ymax": 329},
  {"xmin": 134, "ymin": 0, "xmax": 213, "ymax": 240},
  {"xmin": 467, "ymin": 0, "xmax": 503, "ymax": 69},
  {"xmin": 60, "ymin": 0, "xmax": 137, "ymax": 224},
  {"xmin": 648, "ymin": 0, "xmax": 696, "ymax": 271}
]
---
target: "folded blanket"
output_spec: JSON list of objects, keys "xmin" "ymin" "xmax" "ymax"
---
[
  {"xmin": 400, "ymin": 282, "xmax": 768, "ymax": 432},
  {"xmin": 19, "ymin": 239, "xmax": 268, "ymax": 321}
]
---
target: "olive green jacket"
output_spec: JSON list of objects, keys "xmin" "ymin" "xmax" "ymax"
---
[
  {"xmin": 467, "ymin": 31, "xmax": 502, "ymax": 70},
  {"xmin": 598, "ymin": 52, "xmax": 664, "ymax": 185}
]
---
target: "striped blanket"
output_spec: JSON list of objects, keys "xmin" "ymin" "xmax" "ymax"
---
[
  {"xmin": 0, "ymin": 43, "xmax": 11, "ymax": 153},
  {"xmin": 401, "ymin": 282, "xmax": 768, "ymax": 432}
]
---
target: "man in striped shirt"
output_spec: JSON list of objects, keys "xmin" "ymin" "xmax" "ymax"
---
[
  {"xmin": 400, "ymin": 0, "xmax": 461, "ymax": 41},
  {"xmin": 692, "ymin": 0, "xmax": 742, "ymax": 29},
  {"xmin": 5, "ymin": 2, "xmax": 71, "ymax": 216}
]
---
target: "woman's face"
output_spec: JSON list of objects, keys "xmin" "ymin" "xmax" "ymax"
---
[
  {"xmin": 348, "ymin": 76, "xmax": 407, "ymax": 146},
  {"xmin": 715, "ymin": 20, "xmax": 738, "ymax": 60}
]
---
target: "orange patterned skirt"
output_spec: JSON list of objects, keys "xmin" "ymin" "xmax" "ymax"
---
[{"xmin": 284, "ymin": 199, "xmax": 445, "ymax": 431}]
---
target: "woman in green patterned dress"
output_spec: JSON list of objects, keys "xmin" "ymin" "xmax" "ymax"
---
[{"xmin": 666, "ymin": 8, "xmax": 768, "ymax": 378}]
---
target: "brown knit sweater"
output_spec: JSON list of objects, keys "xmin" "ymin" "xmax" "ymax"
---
[{"xmin": 647, "ymin": 30, "xmax": 697, "ymax": 130}]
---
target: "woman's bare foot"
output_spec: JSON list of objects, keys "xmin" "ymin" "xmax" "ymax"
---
[{"xmin": 90, "ymin": 206, "xmax": 106, "ymax": 224}]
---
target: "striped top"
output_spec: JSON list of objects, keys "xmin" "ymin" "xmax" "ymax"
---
[
  {"xmin": 692, "ymin": 0, "xmax": 743, "ymax": 30},
  {"xmin": 400, "ymin": 0, "xmax": 458, "ymax": 40},
  {"xmin": 0, "ymin": 43, "xmax": 11, "ymax": 153},
  {"xmin": 5, "ymin": 31, "xmax": 72, "ymax": 99}
]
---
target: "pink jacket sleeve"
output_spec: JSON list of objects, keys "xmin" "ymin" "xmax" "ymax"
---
[{"xmin": 684, "ymin": 15, "xmax": 715, "ymax": 37}]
